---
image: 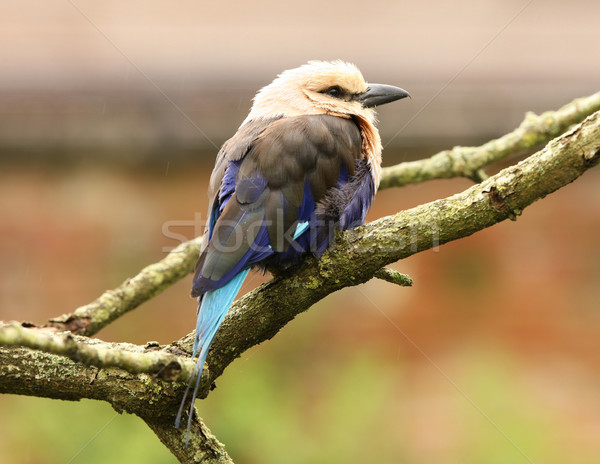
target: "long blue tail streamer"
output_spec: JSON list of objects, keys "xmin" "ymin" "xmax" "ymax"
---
[
  {"xmin": 175, "ymin": 268, "xmax": 250, "ymax": 444},
  {"xmin": 175, "ymin": 221, "xmax": 308, "ymax": 444}
]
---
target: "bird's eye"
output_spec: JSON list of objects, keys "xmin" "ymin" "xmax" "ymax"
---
[{"xmin": 323, "ymin": 86, "xmax": 343, "ymax": 98}]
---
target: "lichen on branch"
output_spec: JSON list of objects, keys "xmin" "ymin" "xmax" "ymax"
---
[
  {"xmin": 0, "ymin": 322, "xmax": 196, "ymax": 381},
  {"xmin": 379, "ymin": 91, "xmax": 600, "ymax": 188}
]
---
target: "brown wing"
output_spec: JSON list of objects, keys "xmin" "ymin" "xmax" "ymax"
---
[
  {"xmin": 238, "ymin": 114, "xmax": 362, "ymax": 250},
  {"xmin": 193, "ymin": 114, "xmax": 362, "ymax": 295}
]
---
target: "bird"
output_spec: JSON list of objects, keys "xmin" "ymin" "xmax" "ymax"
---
[{"xmin": 176, "ymin": 60, "xmax": 410, "ymax": 441}]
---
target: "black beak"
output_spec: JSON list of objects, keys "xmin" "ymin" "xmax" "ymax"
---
[{"xmin": 355, "ymin": 84, "xmax": 411, "ymax": 108}]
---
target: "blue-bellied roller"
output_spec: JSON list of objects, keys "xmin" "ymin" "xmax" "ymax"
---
[{"xmin": 176, "ymin": 61, "xmax": 410, "ymax": 441}]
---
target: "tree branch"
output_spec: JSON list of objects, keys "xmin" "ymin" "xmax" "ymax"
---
[
  {"xmin": 0, "ymin": 330, "xmax": 232, "ymax": 463},
  {"xmin": 144, "ymin": 416, "xmax": 234, "ymax": 464},
  {"xmin": 379, "ymin": 91, "xmax": 600, "ymax": 188},
  {"xmin": 0, "ymin": 322, "xmax": 195, "ymax": 381},
  {"xmin": 373, "ymin": 268, "xmax": 414, "ymax": 287}
]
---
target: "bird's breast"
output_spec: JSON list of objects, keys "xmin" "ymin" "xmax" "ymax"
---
[{"xmin": 353, "ymin": 114, "xmax": 383, "ymax": 189}]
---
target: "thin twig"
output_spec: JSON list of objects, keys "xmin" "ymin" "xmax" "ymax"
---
[
  {"xmin": 373, "ymin": 268, "xmax": 413, "ymax": 286},
  {"xmin": 379, "ymin": 91, "xmax": 600, "ymax": 189},
  {"xmin": 0, "ymin": 322, "xmax": 195, "ymax": 381}
]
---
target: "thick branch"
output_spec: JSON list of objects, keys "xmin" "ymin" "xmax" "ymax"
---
[
  {"xmin": 144, "ymin": 415, "xmax": 234, "ymax": 464},
  {"xmin": 0, "ymin": 333, "xmax": 231, "ymax": 462},
  {"xmin": 379, "ymin": 91, "xmax": 600, "ymax": 188},
  {"xmin": 0, "ymin": 342, "xmax": 181, "ymax": 413},
  {"xmin": 0, "ymin": 323, "xmax": 232, "ymax": 461}
]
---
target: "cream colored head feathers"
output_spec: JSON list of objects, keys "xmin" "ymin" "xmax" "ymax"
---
[
  {"xmin": 240, "ymin": 60, "xmax": 413, "ymax": 188},
  {"xmin": 245, "ymin": 60, "xmax": 376, "ymax": 124}
]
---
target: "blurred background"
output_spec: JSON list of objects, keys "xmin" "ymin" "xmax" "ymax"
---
[{"xmin": 1, "ymin": 0, "xmax": 600, "ymax": 463}]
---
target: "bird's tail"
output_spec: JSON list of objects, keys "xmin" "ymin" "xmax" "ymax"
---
[{"xmin": 175, "ymin": 268, "xmax": 250, "ymax": 444}]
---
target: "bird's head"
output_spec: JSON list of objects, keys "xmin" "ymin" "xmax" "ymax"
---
[{"xmin": 245, "ymin": 60, "xmax": 410, "ymax": 124}]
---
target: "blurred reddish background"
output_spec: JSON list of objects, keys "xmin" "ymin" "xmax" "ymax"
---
[{"xmin": 1, "ymin": 1, "xmax": 599, "ymax": 463}]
